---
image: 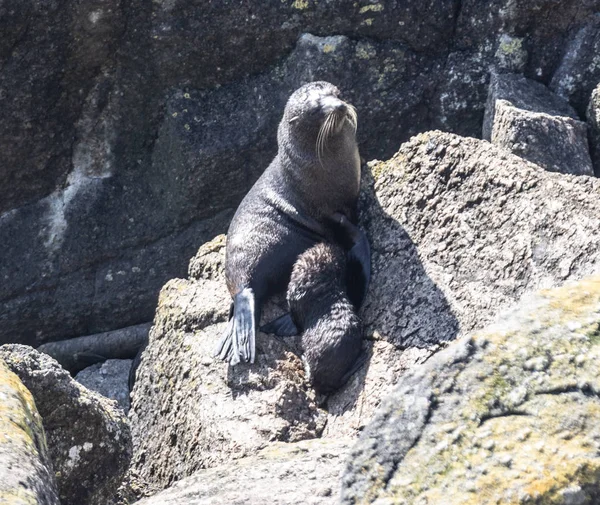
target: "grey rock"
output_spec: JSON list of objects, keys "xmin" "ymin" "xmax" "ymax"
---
[
  {"xmin": 483, "ymin": 73, "xmax": 593, "ymax": 176},
  {"xmin": 588, "ymin": 83, "xmax": 600, "ymax": 176},
  {"xmin": 39, "ymin": 323, "xmax": 150, "ymax": 373},
  {"xmin": 131, "ymin": 131, "xmax": 600, "ymax": 499},
  {"xmin": 132, "ymin": 438, "xmax": 350, "ymax": 505},
  {"xmin": 341, "ymin": 276, "xmax": 600, "ymax": 504},
  {"xmin": 323, "ymin": 130, "xmax": 600, "ymax": 436},
  {"xmin": 0, "ymin": 345, "xmax": 131, "ymax": 505},
  {"xmin": 362, "ymin": 131, "xmax": 599, "ymax": 347},
  {"xmin": 550, "ymin": 14, "xmax": 600, "ymax": 115},
  {"xmin": 0, "ymin": 0, "xmax": 125, "ymax": 214},
  {"xmin": 76, "ymin": 359, "xmax": 133, "ymax": 413},
  {"xmin": 0, "ymin": 361, "xmax": 60, "ymax": 505}
]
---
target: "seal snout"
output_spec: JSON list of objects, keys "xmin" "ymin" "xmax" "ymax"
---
[{"xmin": 320, "ymin": 95, "xmax": 348, "ymax": 116}]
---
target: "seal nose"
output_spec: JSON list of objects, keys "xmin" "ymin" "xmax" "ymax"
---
[{"xmin": 321, "ymin": 95, "xmax": 347, "ymax": 115}]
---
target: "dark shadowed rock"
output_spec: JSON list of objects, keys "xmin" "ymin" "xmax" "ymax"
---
[
  {"xmin": 0, "ymin": 361, "xmax": 60, "ymax": 505},
  {"xmin": 76, "ymin": 359, "xmax": 133, "ymax": 413},
  {"xmin": 132, "ymin": 438, "xmax": 350, "ymax": 505},
  {"xmin": 588, "ymin": 83, "xmax": 600, "ymax": 177},
  {"xmin": 342, "ymin": 276, "xmax": 600, "ymax": 504},
  {"xmin": 483, "ymin": 73, "xmax": 593, "ymax": 176},
  {"xmin": 0, "ymin": 345, "xmax": 131, "ymax": 505},
  {"xmin": 39, "ymin": 323, "xmax": 150, "ymax": 374},
  {"xmin": 550, "ymin": 14, "xmax": 600, "ymax": 115}
]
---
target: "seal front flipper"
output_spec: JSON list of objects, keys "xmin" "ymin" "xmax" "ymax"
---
[
  {"xmin": 261, "ymin": 313, "xmax": 299, "ymax": 337},
  {"xmin": 213, "ymin": 288, "xmax": 257, "ymax": 365}
]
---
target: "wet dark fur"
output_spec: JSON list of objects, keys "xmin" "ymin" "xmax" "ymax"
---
[{"xmin": 288, "ymin": 243, "xmax": 362, "ymax": 394}]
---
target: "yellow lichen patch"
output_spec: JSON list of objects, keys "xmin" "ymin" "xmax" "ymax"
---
[
  {"xmin": 543, "ymin": 276, "xmax": 600, "ymax": 320},
  {"xmin": 497, "ymin": 36, "xmax": 524, "ymax": 56},
  {"xmin": 291, "ymin": 0, "xmax": 309, "ymax": 9},
  {"xmin": 0, "ymin": 362, "xmax": 53, "ymax": 501},
  {"xmin": 359, "ymin": 4, "xmax": 383, "ymax": 13},
  {"xmin": 322, "ymin": 44, "xmax": 335, "ymax": 54}
]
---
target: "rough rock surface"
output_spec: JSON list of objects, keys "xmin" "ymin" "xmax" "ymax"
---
[
  {"xmin": 132, "ymin": 438, "xmax": 350, "ymax": 505},
  {"xmin": 483, "ymin": 73, "xmax": 593, "ymax": 176},
  {"xmin": 322, "ymin": 130, "xmax": 600, "ymax": 437},
  {"xmin": 342, "ymin": 276, "xmax": 600, "ymax": 505},
  {"xmin": 130, "ymin": 131, "xmax": 600, "ymax": 497},
  {"xmin": 0, "ymin": 345, "xmax": 131, "ymax": 505},
  {"xmin": 3, "ymin": 0, "xmax": 600, "ymax": 348},
  {"xmin": 0, "ymin": 361, "xmax": 60, "ymax": 505},
  {"xmin": 588, "ymin": 83, "xmax": 600, "ymax": 177},
  {"xmin": 76, "ymin": 359, "xmax": 133, "ymax": 413}
]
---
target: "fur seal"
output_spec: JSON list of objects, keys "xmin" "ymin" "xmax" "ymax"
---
[
  {"xmin": 286, "ymin": 224, "xmax": 366, "ymax": 394},
  {"xmin": 214, "ymin": 81, "xmax": 369, "ymax": 366}
]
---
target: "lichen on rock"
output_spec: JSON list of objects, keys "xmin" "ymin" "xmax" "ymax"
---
[{"xmin": 342, "ymin": 276, "xmax": 600, "ymax": 504}]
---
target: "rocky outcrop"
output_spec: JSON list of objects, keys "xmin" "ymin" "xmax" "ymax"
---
[
  {"xmin": 483, "ymin": 73, "xmax": 593, "ymax": 176},
  {"xmin": 132, "ymin": 438, "xmax": 350, "ymax": 505},
  {"xmin": 588, "ymin": 83, "xmax": 600, "ymax": 177},
  {"xmin": 76, "ymin": 359, "xmax": 133, "ymax": 413},
  {"xmin": 2, "ymin": 0, "xmax": 600, "ymax": 348},
  {"xmin": 0, "ymin": 361, "xmax": 60, "ymax": 505},
  {"xmin": 0, "ymin": 345, "xmax": 131, "ymax": 505},
  {"xmin": 326, "ymin": 129, "xmax": 600, "ymax": 435},
  {"xmin": 342, "ymin": 276, "xmax": 600, "ymax": 505},
  {"xmin": 130, "ymin": 131, "xmax": 600, "ymax": 496}
]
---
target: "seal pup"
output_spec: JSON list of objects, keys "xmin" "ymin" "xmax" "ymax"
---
[
  {"xmin": 214, "ymin": 81, "xmax": 368, "ymax": 366},
  {"xmin": 284, "ymin": 215, "xmax": 369, "ymax": 394},
  {"xmin": 288, "ymin": 242, "xmax": 362, "ymax": 394}
]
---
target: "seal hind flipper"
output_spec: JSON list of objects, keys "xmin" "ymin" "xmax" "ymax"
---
[
  {"xmin": 329, "ymin": 213, "xmax": 371, "ymax": 310},
  {"xmin": 214, "ymin": 288, "xmax": 257, "ymax": 365},
  {"xmin": 346, "ymin": 226, "xmax": 371, "ymax": 310},
  {"xmin": 261, "ymin": 313, "xmax": 299, "ymax": 336}
]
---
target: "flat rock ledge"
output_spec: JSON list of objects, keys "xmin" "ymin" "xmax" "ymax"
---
[
  {"xmin": 342, "ymin": 275, "xmax": 600, "ymax": 504},
  {"xmin": 132, "ymin": 438, "xmax": 351, "ymax": 505}
]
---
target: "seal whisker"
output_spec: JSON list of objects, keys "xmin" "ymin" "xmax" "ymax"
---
[
  {"xmin": 317, "ymin": 113, "xmax": 332, "ymax": 166},
  {"xmin": 347, "ymin": 104, "xmax": 358, "ymax": 134}
]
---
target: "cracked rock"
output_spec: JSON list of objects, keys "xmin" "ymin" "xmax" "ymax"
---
[
  {"xmin": 342, "ymin": 276, "xmax": 600, "ymax": 504},
  {"xmin": 0, "ymin": 345, "xmax": 132, "ymax": 505},
  {"xmin": 483, "ymin": 73, "xmax": 594, "ymax": 176}
]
